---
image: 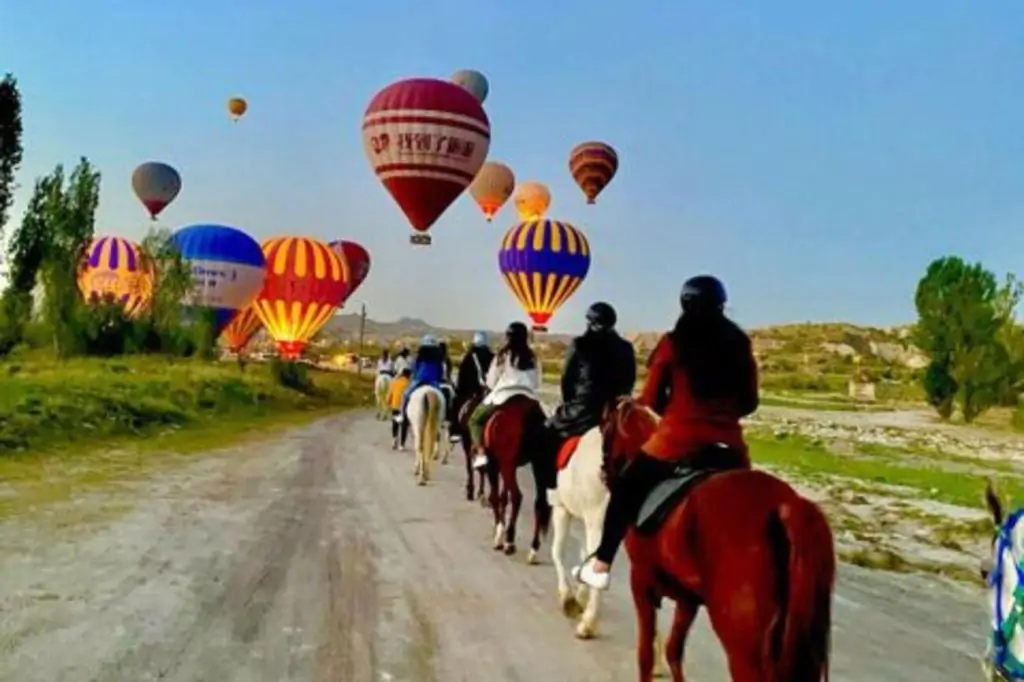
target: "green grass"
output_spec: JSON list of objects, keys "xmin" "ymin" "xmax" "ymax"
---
[
  {"xmin": 0, "ymin": 356, "xmax": 373, "ymax": 520},
  {"xmin": 758, "ymin": 395, "xmax": 896, "ymax": 412},
  {"xmin": 749, "ymin": 430, "xmax": 1024, "ymax": 509}
]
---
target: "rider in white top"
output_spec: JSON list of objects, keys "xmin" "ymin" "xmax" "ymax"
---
[
  {"xmin": 392, "ymin": 348, "xmax": 411, "ymax": 375},
  {"xmin": 377, "ymin": 352, "xmax": 394, "ymax": 376},
  {"xmin": 483, "ymin": 348, "xmax": 542, "ymax": 406}
]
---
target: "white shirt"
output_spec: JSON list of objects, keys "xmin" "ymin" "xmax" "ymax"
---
[
  {"xmin": 483, "ymin": 353, "xmax": 541, "ymax": 406},
  {"xmin": 393, "ymin": 356, "xmax": 410, "ymax": 375},
  {"xmin": 377, "ymin": 358, "xmax": 394, "ymax": 374}
]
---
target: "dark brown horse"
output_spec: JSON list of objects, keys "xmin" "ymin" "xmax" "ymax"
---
[
  {"xmin": 481, "ymin": 395, "xmax": 554, "ymax": 562},
  {"xmin": 600, "ymin": 397, "xmax": 835, "ymax": 682},
  {"xmin": 453, "ymin": 390, "xmax": 489, "ymax": 502}
]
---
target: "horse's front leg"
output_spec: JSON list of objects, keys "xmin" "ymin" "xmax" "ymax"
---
[
  {"xmin": 461, "ymin": 438, "xmax": 475, "ymax": 501},
  {"xmin": 575, "ymin": 513, "xmax": 606, "ymax": 640},
  {"xmin": 504, "ymin": 474, "xmax": 523, "ymax": 556},
  {"xmin": 631, "ymin": 569, "xmax": 660, "ymax": 682},
  {"xmin": 550, "ymin": 504, "xmax": 581, "ymax": 617}
]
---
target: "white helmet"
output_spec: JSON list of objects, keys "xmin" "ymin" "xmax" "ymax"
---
[
  {"xmin": 420, "ymin": 333, "xmax": 439, "ymax": 347},
  {"xmin": 472, "ymin": 331, "xmax": 488, "ymax": 347}
]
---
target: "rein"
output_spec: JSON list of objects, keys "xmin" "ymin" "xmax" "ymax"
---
[{"xmin": 990, "ymin": 508, "xmax": 1024, "ymax": 680}]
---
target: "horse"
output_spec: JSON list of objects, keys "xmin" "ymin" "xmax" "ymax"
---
[
  {"xmin": 480, "ymin": 394, "xmax": 553, "ymax": 560},
  {"xmin": 452, "ymin": 388, "xmax": 489, "ymax": 503},
  {"xmin": 981, "ymin": 479, "xmax": 1024, "ymax": 682},
  {"xmin": 405, "ymin": 384, "xmax": 447, "ymax": 486},
  {"xmin": 600, "ymin": 397, "xmax": 835, "ymax": 682},
  {"xmin": 374, "ymin": 372, "xmax": 393, "ymax": 421}
]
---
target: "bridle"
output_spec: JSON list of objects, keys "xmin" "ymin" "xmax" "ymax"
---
[{"xmin": 989, "ymin": 508, "xmax": 1024, "ymax": 681}]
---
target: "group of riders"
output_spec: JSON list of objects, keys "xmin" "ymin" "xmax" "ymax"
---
[{"xmin": 373, "ymin": 274, "xmax": 759, "ymax": 592}]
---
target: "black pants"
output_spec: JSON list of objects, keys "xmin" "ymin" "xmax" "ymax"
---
[
  {"xmin": 595, "ymin": 453, "xmax": 671, "ymax": 564},
  {"xmin": 390, "ymin": 409, "xmax": 409, "ymax": 446}
]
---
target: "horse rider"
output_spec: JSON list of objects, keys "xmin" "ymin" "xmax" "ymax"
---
[
  {"xmin": 393, "ymin": 347, "xmax": 412, "ymax": 376},
  {"xmin": 453, "ymin": 331, "xmax": 495, "ymax": 437},
  {"xmin": 376, "ymin": 349, "xmax": 395, "ymax": 377},
  {"xmin": 437, "ymin": 339, "xmax": 458, "ymax": 427},
  {"xmin": 573, "ymin": 275, "xmax": 760, "ymax": 591},
  {"xmin": 399, "ymin": 335, "xmax": 447, "ymax": 421},
  {"xmin": 468, "ymin": 322, "xmax": 542, "ymax": 469},
  {"xmin": 388, "ymin": 366, "xmax": 413, "ymax": 450},
  {"xmin": 545, "ymin": 301, "xmax": 638, "ymax": 457}
]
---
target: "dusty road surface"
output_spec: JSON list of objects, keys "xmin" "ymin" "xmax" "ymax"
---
[{"xmin": 0, "ymin": 411, "xmax": 990, "ymax": 681}]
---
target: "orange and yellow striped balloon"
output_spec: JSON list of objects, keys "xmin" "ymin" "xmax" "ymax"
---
[
  {"xmin": 252, "ymin": 236, "xmax": 350, "ymax": 359},
  {"xmin": 77, "ymin": 235, "xmax": 156, "ymax": 318},
  {"xmin": 221, "ymin": 305, "xmax": 263, "ymax": 353}
]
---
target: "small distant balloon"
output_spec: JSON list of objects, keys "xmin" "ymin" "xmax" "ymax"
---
[
  {"xmin": 513, "ymin": 181, "xmax": 551, "ymax": 222},
  {"xmin": 569, "ymin": 141, "xmax": 618, "ymax": 204},
  {"xmin": 131, "ymin": 162, "xmax": 181, "ymax": 221},
  {"xmin": 451, "ymin": 69, "xmax": 489, "ymax": 104},
  {"xmin": 227, "ymin": 97, "xmax": 248, "ymax": 122},
  {"xmin": 469, "ymin": 162, "xmax": 515, "ymax": 222}
]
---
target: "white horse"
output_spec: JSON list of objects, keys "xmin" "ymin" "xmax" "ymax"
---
[
  {"xmin": 374, "ymin": 373, "xmax": 393, "ymax": 420},
  {"xmin": 406, "ymin": 384, "xmax": 448, "ymax": 486},
  {"xmin": 546, "ymin": 425, "xmax": 669, "ymax": 674},
  {"xmin": 982, "ymin": 479, "xmax": 1024, "ymax": 681}
]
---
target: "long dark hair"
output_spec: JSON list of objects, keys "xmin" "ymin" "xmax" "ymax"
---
[
  {"xmin": 498, "ymin": 326, "xmax": 536, "ymax": 371},
  {"xmin": 670, "ymin": 308, "xmax": 753, "ymax": 401},
  {"xmin": 416, "ymin": 344, "xmax": 442, "ymax": 365}
]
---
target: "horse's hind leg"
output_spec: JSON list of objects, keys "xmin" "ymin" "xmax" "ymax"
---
[
  {"xmin": 630, "ymin": 570, "xmax": 661, "ymax": 682},
  {"xmin": 503, "ymin": 472, "xmax": 523, "ymax": 556},
  {"xmin": 488, "ymin": 464, "xmax": 504, "ymax": 550},
  {"xmin": 461, "ymin": 437, "xmax": 475, "ymax": 501},
  {"xmin": 665, "ymin": 597, "xmax": 700, "ymax": 682}
]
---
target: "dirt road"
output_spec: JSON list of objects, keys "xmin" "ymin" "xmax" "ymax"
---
[{"xmin": 0, "ymin": 411, "xmax": 990, "ymax": 681}]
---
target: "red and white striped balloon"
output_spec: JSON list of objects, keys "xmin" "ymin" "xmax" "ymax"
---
[{"xmin": 362, "ymin": 78, "xmax": 491, "ymax": 245}]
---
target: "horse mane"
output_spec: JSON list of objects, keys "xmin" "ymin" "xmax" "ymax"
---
[{"xmin": 602, "ymin": 397, "xmax": 660, "ymax": 461}]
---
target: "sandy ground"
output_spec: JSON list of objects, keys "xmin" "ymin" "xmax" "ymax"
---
[{"xmin": 0, "ymin": 411, "xmax": 992, "ymax": 681}]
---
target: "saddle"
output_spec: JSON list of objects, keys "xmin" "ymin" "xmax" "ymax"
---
[{"xmin": 635, "ymin": 443, "xmax": 741, "ymax": 534}]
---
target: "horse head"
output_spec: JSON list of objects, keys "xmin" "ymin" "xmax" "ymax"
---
[
  {"xmin": 981, "ymin": 478, "xmax": 1024, "ymax": 680},
  {"xmin": 599, "ymin": 396, "xmax": 660, "ymax": 482}
]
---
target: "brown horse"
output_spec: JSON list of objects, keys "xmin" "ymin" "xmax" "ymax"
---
[
  {"xmin": 600, "ymin": 397, "xmax": 834, "ymax": 682},
  {"xmin": 453, "ymin": 390, "xmax": 489, "ymax": 502},
  {"xmin": 481, "ymin": 394, "xmax": 554, "ymax": 561}
]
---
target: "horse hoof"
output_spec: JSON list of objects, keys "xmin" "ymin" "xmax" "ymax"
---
[
  {"xmin": 561, "ymin": 596, "xmax": 583, "ymax": 619},
  {"xmin": 417, "ymin": 479, "xmax": 427, "ymax": 487},
  {"xmin": 526, "ymin": 549, "xmax": 539, "ymax": 565},
  {"xmin": 466, "ymin": 489, "xmax": 474, "ymax": 501},
  {"xmin": 479, "ymin": 496, "xmax": 490, "ymax": 509},
  {"xmin": 503, "ymin": 543, "xmax": 516, "ymax": 556},
  {"xmin": 574, "ymin": 623, "xmax": 596, "ymax": 640}
]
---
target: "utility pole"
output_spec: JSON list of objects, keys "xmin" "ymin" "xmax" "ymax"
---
[{"xmin": 356, "ymin": 302, "xmax": 367, "ymax": 376}]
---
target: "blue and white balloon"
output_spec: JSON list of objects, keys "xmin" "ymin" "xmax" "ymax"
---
[{"xmin": 170, "ymin": 224, "xmax": 267, "ymax": 335}]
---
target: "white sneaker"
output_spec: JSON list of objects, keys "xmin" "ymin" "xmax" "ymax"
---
[
  {"xmin": 472, "ymin": 454, "xmax": 488, "ymax": 470},
  {"xmin": 572, "ymin": 559, "xmax": 611, "ymax": 591}
]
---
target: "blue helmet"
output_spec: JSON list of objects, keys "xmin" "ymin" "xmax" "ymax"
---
[
  {"xmin": 420, "ymin": 333, "xmax": 439, "ymax": 347},
  {"xmin": 472, "ymin": 331, "xmax": 488, "ymax": 347},
  {"xmin": 681, "ymin": 275, "xmax": 727, "ymax": 313}
]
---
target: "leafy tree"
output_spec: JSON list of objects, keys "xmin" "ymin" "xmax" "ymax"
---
[
  {"xmin": 0, "ymin": 74, "xmax": 23, "ymax": 249},
  {"xmin": 914, "ymin": 256, "xmax": 1021, "ymax": 422}
]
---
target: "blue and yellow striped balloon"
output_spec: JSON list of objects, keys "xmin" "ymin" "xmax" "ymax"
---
[
  {"xmin": 77, "ymin": 235, "xmax": 156, "ymax": 318},
  {"xmin": 497, "ymin": 219, "xmax": 591, "ymax": 332}
]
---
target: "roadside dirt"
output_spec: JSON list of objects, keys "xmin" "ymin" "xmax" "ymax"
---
[{"xmin": 0, "ymin": 412, "xmax": 991, "ymax": 681}]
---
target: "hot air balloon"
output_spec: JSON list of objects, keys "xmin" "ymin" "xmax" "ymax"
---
[
  {"xmin": 327, "ymin": 240, "xmax": 371, "ymax": 303},
  {"xmin": 132, "ymin": 162, "xmax": 181, "ymax": 221},
  {"xmin": 253, "ymin": 237, "xmax": 350, "ymax": 359},
  {"xmin": 451, "ymin": 69, "xmax": 489, "ymax": 104},
  {"xmin": 513, "ymin": 181, "xmax": 551, "ymax": 221},
  {"xmin": 227, "ymin": 96, "xmax": 247, "ymax": 122},
  {"xmin": 362, "ymin": 78, "xmax": 491, "ymax": 245},
  {"xmin": 469, "ymin": 162, "xmax": 515, "ymax": 222},
  {"xmin": 498, "ymin": 219, "xmax": 591, "ymax": 333},
  {"xmin": 170, "ymin": 224, "xmax": 267, "ymax": 337},
  {"xmin": 77, "ymin": 235, "xmax": 155, "ymax": 318},
  {"xmin": 221, "ymin": 306, "xmax": 263, "ymax": 353},
  {"xmin": 569, "ymin": 141, "xmax": 619, "ymax": 204}
]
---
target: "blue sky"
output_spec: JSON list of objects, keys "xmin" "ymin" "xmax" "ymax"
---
[{"xmin": 3, "ymin": 0, "xmax": 1023, "ymax": 333}]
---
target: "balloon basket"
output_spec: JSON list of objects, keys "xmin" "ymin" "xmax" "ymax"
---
[
  {"xmin": 410, "ymin": 233, "xmax": 432, "ymax": 246},
  {"xmin": 531, "ymin": 325, "xmax": 548, "ymax": 333}
]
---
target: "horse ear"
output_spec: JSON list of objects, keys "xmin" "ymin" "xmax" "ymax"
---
[{"xmin": 985, "ymin": 478, "xmax": 1004, "ymax": 526}]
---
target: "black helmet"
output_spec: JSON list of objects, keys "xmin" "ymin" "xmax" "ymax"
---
[
  {"xmin": 506, "ymin": 321, "xmax": 529, "ymax": 343},
  {"xmin": 585, "ymin": 301, "xmax": 617, "ymax": 331},
  {"xmin": 681, "ymin": 275, "xmax": 727, "ymax": 313}
]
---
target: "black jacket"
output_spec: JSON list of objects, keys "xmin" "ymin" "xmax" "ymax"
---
[
  {"xmin": 549, "ymin": 330, "xmax": 637, "ymax": 437},
  {"xmin": 456, "ymin": 346, "xmax": 495, "ymax": 398}
]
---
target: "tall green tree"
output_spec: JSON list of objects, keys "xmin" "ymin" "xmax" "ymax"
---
[
  {"xmin": 3, "ymin": 159, "xmax": 101, "ymax": 356},
  {"xmin": 914, "ymin": 256, "xmax": 1021, "ymax": 422},
  {"xmin": 0, "ymin": 74, "xmax": 24, "ymax": 354}
]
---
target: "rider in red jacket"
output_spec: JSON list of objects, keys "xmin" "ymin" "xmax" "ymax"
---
[{"xmin": 573, "ymin": 275, "xmax": 759, "ymax": 591}]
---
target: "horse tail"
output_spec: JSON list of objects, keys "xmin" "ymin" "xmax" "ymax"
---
[
  {"xmin": 764, "ymin": 495, "xmax": 835, "ymax": 682},
  {"xmin": 422, "ymin": 389, "xmax": 441, "ymax": 461}
]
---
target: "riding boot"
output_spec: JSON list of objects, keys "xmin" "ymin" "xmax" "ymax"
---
[{"xmin": 575, "ymin": 454, "xmax": 669, "ymax": 590}]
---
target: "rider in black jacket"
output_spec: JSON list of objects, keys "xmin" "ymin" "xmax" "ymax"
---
[
  {"xmin": 456, "ymin": 332, "xmax": 495, "ymax": 399},
  {"xmin": 547, "ymin": 302, "xmax": 637, "ymax": 439}
]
